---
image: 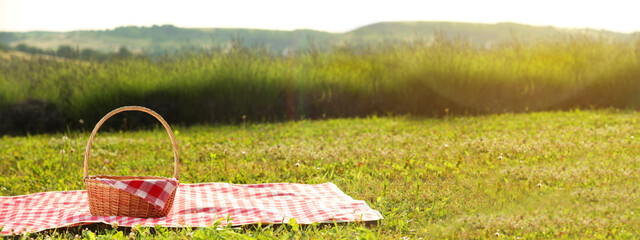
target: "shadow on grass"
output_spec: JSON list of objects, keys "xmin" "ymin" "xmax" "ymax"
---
[{"xmin": 3, "ymin": 220, "xmax": 380, "ymax": 239}]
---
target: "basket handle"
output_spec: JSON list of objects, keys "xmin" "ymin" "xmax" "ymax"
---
[{"xmin": 83, "ymin": 106, "xmax": 180, "ymax": 180}]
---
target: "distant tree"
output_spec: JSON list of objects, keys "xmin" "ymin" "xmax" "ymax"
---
[
  {"xmin": 16, "ymin": 43, "xmax": 29, "ymax": 52},
  {"xmin": 57, "ymin": 45, "xmax": 78, "ymax": 58},
  {"xmin": 161, "ymin": 24, "xmax": 179, "ymax": 35},
  {"xmin": 15, "ymin": 43, "xmax": 45, "ymax": 54},
  {"xmin": 112, "ymin": 26, "xmax": 136, "ymax": 37},
  {"xmin": 80, "ymin": 48, "xmax": 98, "ymax": 60},
  {"xmin": 118, "ymin": 46, "xmax": 132, "ymax": 58}
]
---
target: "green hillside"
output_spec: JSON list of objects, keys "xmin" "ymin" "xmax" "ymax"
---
[
  {"xmin": 1, "ymin": 21, "xmax": 634, "ymax": 54},
  {"xmin": 0, "ymin": 25, "xmax": 336, "ymax": 54}
]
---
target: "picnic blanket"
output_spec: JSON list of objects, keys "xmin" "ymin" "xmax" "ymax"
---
[{"xmin": 0, "ymin": 182, "xmax": 382, "ymax": 235}]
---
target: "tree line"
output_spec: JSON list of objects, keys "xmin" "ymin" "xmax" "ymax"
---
[{"xmin": 5, "ymin": 43, "xmax": 136, "ymax": 61}]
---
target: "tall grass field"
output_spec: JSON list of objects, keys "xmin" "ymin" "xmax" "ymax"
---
[{"xmin": 1, "ymin": 34, "xmax": 639, "ymax": 134}]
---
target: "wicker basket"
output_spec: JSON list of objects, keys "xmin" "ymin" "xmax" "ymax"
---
[{"xmin": 83, "ymin": 106, "xmax": 180, "ymax": 218}]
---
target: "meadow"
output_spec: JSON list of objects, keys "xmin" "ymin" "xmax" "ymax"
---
[
  {"xmin": 2, "ymin": 33, "xmax": 640, "ymax": 239},
  {"xmin": 2, "ymin": 110, "xmax": 640, "ymax": 239},
  {"xmin": 1, "ymin": 33, "xmax": 639, "ymax": 135}
]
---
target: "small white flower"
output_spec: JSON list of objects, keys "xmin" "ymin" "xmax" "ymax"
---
[
  {"xmin": 295, "ymin": 162, "xmax": 300, "ymax": 167},
  {"xmin": 444, "ymin": 144, "xmax": 449, "ymax": 148},
  {"xmin": 60, "ymin": 149, "xmax": 66, "ymax": 154},
  {"xmin": 632, "ymin": 136, "xmax": 635, "ymax": 139},
  {"xmin": 241, "ymin": 151, "xmax": 246, "ymax": 155},
  {"xmin": 495, "ymin": 231, "xmax": 500, "ymax": 237},
  {"xmin": 537, "ymin": 182, "xmax": 542, "ymax": 187},
  {"xmin": 79, "ymin": 119, "xmax": 84, "ymax": 124},
  {"xmin": 498, "ymin": 155, "xmax": 503, "ymax": 160}
]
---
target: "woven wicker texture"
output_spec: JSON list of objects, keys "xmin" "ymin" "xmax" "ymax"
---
[{"xmin": 83, "ymin": 106, "xmax": 179, "ymax": 218}]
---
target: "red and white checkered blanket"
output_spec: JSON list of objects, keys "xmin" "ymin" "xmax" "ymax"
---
[
  {"xmin": 96, "ymin": 178, "xmax": 179, "ymax": 209},
  {"xmin": 0, "ymin": 182, "xmax": 382, "ymax": 235}
]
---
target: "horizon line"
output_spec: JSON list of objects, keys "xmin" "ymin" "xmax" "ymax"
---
[{"xmin": 1, "ymin": 20, "xmax": 638, "ymax": 34}]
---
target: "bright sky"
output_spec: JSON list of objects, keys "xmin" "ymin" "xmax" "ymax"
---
[{"xmin": 1, "ymin": 0, "xmax": 639, "ymax": 33}]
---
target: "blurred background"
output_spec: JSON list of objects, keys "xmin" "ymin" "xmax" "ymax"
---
[{"xmin": 1, "ymin": 0, "xmax": 639, "ymax": 134}]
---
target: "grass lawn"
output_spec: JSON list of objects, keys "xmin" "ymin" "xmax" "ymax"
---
[{"xmin": 2, "ymin": 109, "xmax": 640, "ymax": 239}]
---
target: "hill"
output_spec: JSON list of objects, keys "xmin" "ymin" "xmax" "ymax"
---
[
  {"xmin": 0, "ymin": 21, "xmax": 636, "ymax": 54},
  {"xmin": 345, "ymin": 21, "xmax": 632, "ymax": 44},
  {"xmin": 0, "ymin": 25, "xmax": 337, "ymax": 54}
]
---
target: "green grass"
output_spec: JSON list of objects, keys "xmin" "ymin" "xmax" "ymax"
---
[
  {"xmin": 1, "ymin": 34, "xmax": 639, "ymax": 134},
  {"xmin": 3, "ymin": 109, "xmax": 640, "ymax": 239}
]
